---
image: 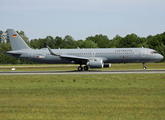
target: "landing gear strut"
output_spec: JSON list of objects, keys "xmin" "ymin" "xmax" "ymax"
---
[{"xmin": 143, "ymin": 63, "xmax": 146, "ymax": 70}]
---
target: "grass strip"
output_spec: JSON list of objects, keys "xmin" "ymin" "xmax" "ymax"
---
[{"xmin": 0, "ymin": 74, "xmax": 164, "ymax": 119}]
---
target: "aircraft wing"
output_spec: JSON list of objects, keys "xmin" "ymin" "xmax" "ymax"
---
[
  {"xmin": 47, "ymin": 46, "xmax": 91, "ymax": 61},
  {"xmin": 60, "ymin": 55, "xmax": 91, "ymax": 60}
]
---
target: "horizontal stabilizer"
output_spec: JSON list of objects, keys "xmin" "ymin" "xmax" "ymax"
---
[{"xmin": 5, "ymin": 51, "xmax": 22, "ymax": 55}]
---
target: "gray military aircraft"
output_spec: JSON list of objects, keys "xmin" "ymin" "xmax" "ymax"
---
[{"xmin": 5, "ymin": 29, "xmax": 164, "ymax": 71}]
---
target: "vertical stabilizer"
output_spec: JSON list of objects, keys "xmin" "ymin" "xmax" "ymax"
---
[{"xmin": 7, "ymin": 29, "xmax": 31, "ymax": 50}]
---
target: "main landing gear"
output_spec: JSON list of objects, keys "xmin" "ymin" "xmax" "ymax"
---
[
  {"xmin": 78, "ymin": 66, "xmax": 83, "ymax": 71},
  {"xmin": 84, "ymin": 66, "xmax": 89, "ymax": 71},
  {"xmin": 143, "ymin": 63, "xmax": 146, "ymax": 70},
  {"xmin": 77, "ymin": 65, "xmax": 89, "ymax": 71}
]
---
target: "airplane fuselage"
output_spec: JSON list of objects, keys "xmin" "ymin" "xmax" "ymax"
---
[{"xmin": 8, "ymin": 48, "xmax": 162, "ymax": 64}]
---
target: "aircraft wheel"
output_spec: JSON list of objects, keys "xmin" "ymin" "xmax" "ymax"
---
[
  {"xmin": 78, "ymin": 66, "xmax": 83, "ymax": 71},
  {"xmin": 143, "ymin": 67, "xmax": 146, "ymax": 70},
  {"xmin": 84, "ymin": 66, "xmax": 89, "ymax": 71}
]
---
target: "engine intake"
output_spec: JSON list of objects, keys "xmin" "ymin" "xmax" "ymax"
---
[{"xmin": 88, "ymin": 58, "xmax": 104, "ymax": 68}]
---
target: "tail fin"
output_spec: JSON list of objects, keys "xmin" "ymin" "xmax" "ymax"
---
[{"xmin": 7, "ymin": 29, "xmax": 31, "ymax": 51}]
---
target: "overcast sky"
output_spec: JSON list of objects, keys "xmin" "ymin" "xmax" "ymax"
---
[{"xmin": 1, "ymin": 0, "xmax": 165, "ymax": 40}]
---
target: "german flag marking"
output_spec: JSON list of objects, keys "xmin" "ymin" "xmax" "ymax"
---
[{"xmin": 13, "ymin": 35, "xmax": 17, "ymax": 37}]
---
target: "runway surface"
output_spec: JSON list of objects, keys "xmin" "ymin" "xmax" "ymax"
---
[{"xmin": 0, "ymin": 69, "xmax": 165, "ymax": 75}]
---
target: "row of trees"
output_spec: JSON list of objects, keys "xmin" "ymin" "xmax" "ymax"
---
[{"xmin": 0, "ymin": 30, "xmax": 165, "ymax": 64}]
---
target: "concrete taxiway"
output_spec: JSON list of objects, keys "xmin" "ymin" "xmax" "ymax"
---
[{"xmin": 0, "ymin": 69, "xmax": 165, "ymax": 75}]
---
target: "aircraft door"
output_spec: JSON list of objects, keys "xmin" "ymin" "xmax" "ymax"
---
[
  {"xmin": 141, "ymin": 49, "xmax": 146, "ymax": 57},
  {"xmin": 62, "ymin": 51, "xmax": 67, "ymax": 55},
  {"xmin": 29, "ymin": 51, "xmax": 33, "ymax": 59}
]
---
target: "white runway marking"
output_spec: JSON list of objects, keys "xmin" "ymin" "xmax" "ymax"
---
[{"xmin": 0, "ymin": 70, "xmax": 165, "ymax": 75}]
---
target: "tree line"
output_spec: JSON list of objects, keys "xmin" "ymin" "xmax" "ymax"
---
[{"xmin": 0, "ymin": 30, "xmax": 165, "ymax": 64}]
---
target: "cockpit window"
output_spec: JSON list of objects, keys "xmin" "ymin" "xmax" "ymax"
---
[{"xmin": 150, "ymin": 51, "xmax": 157, "ymax": 54}]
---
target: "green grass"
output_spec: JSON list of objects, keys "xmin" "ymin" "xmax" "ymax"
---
[
  {"xmin": 0, "ymin": 63, "xmax": 165, "ymax": 71},
  {"xmin": 0, "ymin": 74, "xmax": 165, "ymax": 119}
]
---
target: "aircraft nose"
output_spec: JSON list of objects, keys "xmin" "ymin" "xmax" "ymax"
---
[{"xmin": 158, "ymin": 54, "xmax": 164, "ymax": 61}]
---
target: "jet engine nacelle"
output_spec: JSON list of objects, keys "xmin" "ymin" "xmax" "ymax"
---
[
  {"xmin": 104, "ymin": 63, "xmax": 111, "ymax": 68},
  {"xmin": 88, "ymin": 58, "xmax": 104, "ymax": 68}
]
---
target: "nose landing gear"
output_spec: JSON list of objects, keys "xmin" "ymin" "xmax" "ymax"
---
[{"xmin": 143, "ymin": 63, "xmax": 146, "ymax": 70}]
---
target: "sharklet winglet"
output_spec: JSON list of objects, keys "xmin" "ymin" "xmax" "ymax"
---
[{"xmin": 46, "ymin": 45, "xmax": 60, "ymax": 56}]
